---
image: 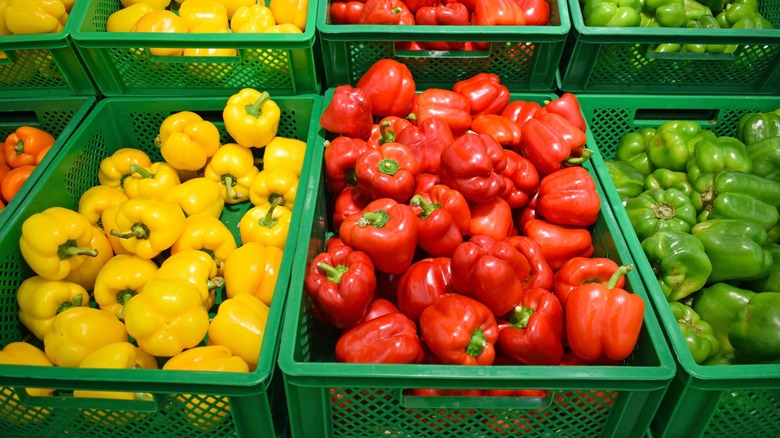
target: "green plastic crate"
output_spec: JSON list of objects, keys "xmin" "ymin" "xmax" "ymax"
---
[
  {"xmin": 0, "ymin": 94, "xmax": 322, "ymax": 438},
  {"xmin": 0, "ymin": 12, "xmax": 96, "ymax": 96},
  {"xmin": 317, "ymin": 0, "xmax": 570, "ymax": 91},
  {"xmin": 70, "ymin": 0, "xmax": 321, "ymax": 96},
  {"xmin": 0, "ymin": 96, "xmax": 95, "ymax": 226},
  {"xmin": 559, "ymin": 1, "xmax": 780, "ymax": 94},
  {"xmin": 277, "ymin": 89, "xmax": 675, "ymax": 438},
  {"xmin": 577, "ymin": 94, "xmax": 780, "ymax": 438}
]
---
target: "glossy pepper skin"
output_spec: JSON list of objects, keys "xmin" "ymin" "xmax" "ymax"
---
[
  {"xmin": 4, "ymin": 126, "xmax": 55, "ymax": 168},
  {"xmin": 204, "ymin": 143, "xmax": 259, "ymax": 204},
  {"xmin": 420, "ymin": 293, "xmax": 499, "ymax": 365},
  {"xmin": 324, "ymin": 137, "xmax": 371, "ymax": 193},
  {"xmin": 73, "ymin": 342, "xmax": 158, "ymax": 401},
  {"xmin": 155, "ymin": 250, "xmax": 223, "ymax": 310},
  {"xmin": 686, "ymin": 136, "xmax": 752, "ymax": 185},
  {"xmin": 644, "ymin": 169, "xmax": 693, "ymax": 197},
  {"xmin": 540, "ymin": 93, "xmax": 587, "ymax": 132},
  {"xmin": 470, "ymin": 114, "xmax": 522, "ymax": 149},
  {"xmin": 20, "ymin": 207, "xmax": 99, "ymax": 281},
  {"xmin": 5, "ymin": 0, "xmax": 68, "ymax": 35},
  {"xmin": 78, "ymin": 185, "xmax": 129, "ymax": 229},
  {"xmin": 747, "ymin": 137, "xmax": 780, "ymax": 182},
  {"xmin": 1, "ymin": 165, "xmax": 33, "ymax": 202},
  {"xmin": 223, "ymin": 89, "xmax": 280, "ymax": 148},
  {"xmin": 606, "ymin": 160, "xmax": 645, "ymax": 202},
  {"xmin": 473, "ymin": 0, "xmax": 527, "ymax": 25},
  {"xmin": 625, "ymin": 188, "xmax": 697, "ymax": 242},
  {"xmin": 396, "ymin": 257, "xmax": 453, "ymax": 323},
  {"xmin": 414, "ymin": 88, "xmax": 472, "ymax": 137},
  {"xmin": 416, "ymin": 185, "xmax": 469, "ymax": 240},
  {"xmin": 505, "ymin": 236, "xmax": 554, "ymax": 291},
  {"xmin": 438, "ymin": 133, "xmax": 507, "ymax": 203},
  {"xmin": 63, "ymin": 226, "xmax": 113, "ymax": 292},
  {"xmin": 269, "ymin": 0, "xmax": 308, "ymax": 30},
  {"xmin": 263, "ymin": 136, "xmax": 307, "ymax": 177},
  {"xmin": 737, "ymin": 110, "xmax": 780, "ymax": 145},
  {"xmin": 130, "ymin": 10, "xmax": 189, "ymax": 56},
  {"xmin": 468, "ymin": 196, "xmax": 513, "ymax": 241},
  {"xmin": 537, "ymin": 166, "xmax": 600, "ymax": 227},
  {"xmin": 332, "ymin": 186, "xmax": 372, "ymax": 232},
  {"xmin": 693, "ymin": 172, "xmax": 780, "ymax": 228},
  {"xmin": 122, "ymin": 162, "xmax": 181, "ymax": 200},
  {"xmin": 336, "ymin": 312, "xmax": 424, "ymax": 364},
  {"xmin": 304, "ymin": 245, "xmax": 377, "ymax": 330},
  {"xmin": 647, "ymin": 120, "xmax": 702, "ymax": 172},
  {"xmin": 356, "ymin": 59, "xmax": 416, "ymax": 118},
  {"xmin": 358, "ymin": 0, "xmax": 415, "ymax": 24},
  {"xmin": 230, "ymin": 3, "xmax": 276, "ymax": 33},
  {"xmin": 566, "ymin": 265, "xmax": 644, "ymax": 362},
  {"xmin": 98, "ymin": 148, "xmax": 152, "ymax": 189},
  {"xmin": 583, "ymin": 0, "xmax": 642, "ymax": 27},
  {"xmin": 553, "ymin": 257, "xmax": 624, "ymax": 308},
  {"xmin": 415, "ymin": 3, "xmax": 469, "ymax": 50},
  {"xmin": 330, "ymin": 1, "xmax": 365, "ymax": 24},
  {"xmin": 451, "ymin": 235, "xmax": 530, "ymax": 317},
  {"xmin": 339, "ymin": 198, "xmax": 418, "ymax": 275},
  {"xmin": 409, "ymin": 190, "xmax": 467, "ymax": 257},
  {"xmin": 396, "ymin": 117, "xmax": 454, "ymax": 174},
  {"xmin": 0, "ymin": 342, "xmax": 54, "ymax": 397},
  {"xmin": 239, "ymin": 198, "xmax": 293, "ymax": 249},
  {"xmin": 642, "ymin": 230, "xmax": 712, "ymax": 302},
  {"xmin": 93, "ymin": 254, "xmax": 158, "ymax": 319},
  {"xmin": 156, "ymin": 111, "xmax": 221, "ymax": 171},
  {"xmin": 518, "ymin": 115, "xmax": 590, "ymax": 176},
  {"xmin": 728, "ymin": 292, "xmax": 780, "ymax": 363},
  {"xmin": 616, "ymin": 127, "xmax": 656, "ymax": 177},
  {"xmin": 499, "ymin": 150, "xmax": 539, "ymax": 209},
  {"xmin": 523, "ymin": 219, "xmax": 594, "ymax": 271},
  {"xmin": 43, "ymin": 307, "xmax": 128, "ymax": 368},
  {"xmin": 16, "ymin": 276, "xmax": 89, "ymax": 340},
  {"xmin": 642, "ymin": 0, "xmax": 686, "ymax": 27},
  {"xmin": 692, "ymin": 219, "xmax": 773, "ymax": 284},
  {"xmin": 453, "ymin": 73, "xmax": 510, "ymax": 117},
  {"xmin": 107, "ymin": 3, "xmax": 154, "ymax": 32},
  {"xmin": 163, "ymin": 177, "xmax": 225, "ymax": 218},
  {"xmin": 320, "ymin": 85, "xmax": 374, "ymax": 140},
  {"xmin": 208, "ymin": 293, "xmax": 270, "ymax": 371},
  {"xmin": 355, "ymin": 142, "xmax": 420, "ymax": 203},
  {"xmin": 223, "ymin": 241, "xmax": 282, "ymax": 305},
  {"xmin": 497, "ymin": 288, "xmax": 564, "ymax": 365},
  {"xmin": 163, "ymin": 345, "xmax": 249, "ymax": 372},
  {"xmin": 691, "ymin": 283, "xmax": 755, "ymax": 353},
  {"xmin": 669, "ymin": 302, "xmax": 720, "ymax": 365},
  {"xmin": 170, "ymin": 213, "xmax": 237, "ymax": 269},
  {"xmin": 501, "ymin": 100, "xmax": 541, "ymax": 130},
  {"xmin": 744, "ymin": 243, "xmax": 780, "ymax": 292},
  {"xmin": 109, "ymin": 198, "xmax": 186, "ymax": 259}
]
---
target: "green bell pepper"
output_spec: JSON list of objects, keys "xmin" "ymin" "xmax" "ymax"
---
[
  {"xmin": 769, "ymin": 224, "xmax": 780, "ymax": 245},
  {"xmin": 669, "ymin": 301, "xmax": 721, "ymax": 364},
  {"xmin": 737, "ymin": 110, "xmax": 780, "ymax": 145},
  {"xmin": 583, "ymin": 0, "xmax": 642, "ymax": 26},
  {"xmin": 644, "ymin": 169, "xmax": 693, "ymax": 196},
  {"xmin": 748, "ymin": 137, "xmax": 780, "ymax": 182},
  {"xmin": 691, "ymin": 171, "xmax": 780, "ymax": 228},
  {"xmin": 683, "ymin": 15, "xmax": 730, "ymax": 54},
  {"xmin": 642, "ymin": 230, "xmax": 712, "ymax": 302},
  {"xmin": 643, "ymin": 0, "xmax": 687, "ymax": 27},
  {"xmin": 692, "ymin": 219, "xmax": 774, "ymax": 283},
  {"xmin": 728, "ymin": 292, "xmax": 780, "ymax": 363},
  {"xmin": 691, "ymin": 282, "xmax": 755, "ymax": 353},
  {"xmin": 743, "ymin": 243, "xmax": 780, "ymax": 293},
  {"xmin": 704, "ymin": 193, "xmax": 780, "ymax": 231},
  {"xmin": 729, "ymin": 15, "xmax": 774, "ymax": 29},
  {"xmin": 625, "ymin": 188, "xmax": 698, "ymax": 241},
  {"xmin": 648, "ymin": 120, "xmax": 703, "ymax": 172},
  {"xmin": 699, "ymin": 171, "xmax": 780, "ymax": 208},
  {"xmin": 606, "ymin": 160, "xmax": 646, "ymax": 202},
  {"xmin": 640, "ymin": 11, "xmax": 660, "ymax": 26},
  {"xmin": 704, "ymin": 351, "xmax": 735, "ymax": 365},
  {"xmin": 683, "ymin": 0, "xmax": 711, "ymax": 21},
  {"xmin": 686, "ymin": 135, "xmax": 752, "ymax": 185},
  {"xmin": 697, "ymin": 0, "xmax": 727, "ymax": 14},
  {"xmin": 616, "ymin": 127, "xmax": 657, "ymax": 176}
]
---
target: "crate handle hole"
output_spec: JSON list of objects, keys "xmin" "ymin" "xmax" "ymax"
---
[
  {"xmin": 392, "ymin": 42, "xmax": 492, "ymax": 59},
  {"xmin": 0, "ymin": 110, "xmax": 42, "ymax": 127},
  {"xmin": 399, "ymin": 388, "xmax": 553, "ymax": 410},
  {"xmin": 633, "ymin": 108, "xmax": 721, "ymax": 127}
]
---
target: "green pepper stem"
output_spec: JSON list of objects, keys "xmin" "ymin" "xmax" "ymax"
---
[
  {"xmin": 510, "ymin": 306, "xmax": 535, "ymax": 329},
  {"xmin": 379, "ymin": 121, "xmax": 396, "ymax": 145},
  {"xmin": 245, "ymin": 91, "xmax": 271, "ymax": 118},
  {"xmin": 652, "ymin": 202, "xmax": 676, "ymax": 220},
  {"xmin": 409, "ymin": 195, "xmax": 439, "ymax": 219},
  {"xmin": 222, "ymin": 174, "xmax": 242, "ymax": 200},
  {"xmin": 377, "ymin": 158, "xmax": 400, "ymax": 176},
  {"xmin": 346, "ymin": 169, "xmax": 357, "ymax": 187},
  {"xmin": 58, "ymin": 240, "xmax": 99, "ymax": 260},
  {"xmin": 117, "ymin": 289, "xmax": 136, "ymax": 320},
  {"xmin": 565, "ymin": 149, "xmax": 594, "ymax": 165},
  {"xmin": 268, "ymin": 193, "xmax": 286, "ymax": 207},
  {"xmin": 358, "ymin": 210, "xmax": 390, "ymax": 228},
  {"xmin": 607, "ymin": 264, "xmax": 633, "ymax": 289},
  {"xmin": 258, "ymin": 197, "xmax": 284, "ymax": 228},
  {"xmin": 317, "ymin": 262, "xmax": 349, "ymax": 284},
  {"xmin": 57, "ymin": 294, "xmax": 83, "ymax": 314},
  {"xmin": 14, "ymin": 140, "xmax": 25, "ymax": 156},
  {"xmin": 466, "ymin": 327, "xmax": 487, "ymax": 358},
  {"xmin": 406, "ymin": 113, "xmax": 418, "ymax": 122},
  {"xmin": 110, "ymin": 223, "xmax": 150, "ymax": 241},
  {"xmin": 208, "ymin": 277, "xmax": 225, "ymax": 290},
  {"xmin": 129, "ymin": 164, "xmax": 154, "ymax": 179}
]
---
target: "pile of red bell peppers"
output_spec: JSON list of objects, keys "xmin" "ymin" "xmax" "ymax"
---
[{"xmin": 307, "ymin": 59, "xmax": 645, "ymax": 370}]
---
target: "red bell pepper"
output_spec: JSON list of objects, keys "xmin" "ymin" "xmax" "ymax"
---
[
  {"xmin": 413, "ymin": 88, "xmax": 472, "ymax": 136},
  {"xmin": 396, "ymin": 117, "xmax": 455, "ymax": 174},
  {"xmin": 324, "ymin": 136, "xmax": 371, "ymax": 194},
  {"xmin": 355, "ymin": 142, "xmax": 420, "ymax": 203},
  {"xmin": 320, "ymin": 85, "xmax": 374, "ymax": 140},
  {"xmin": 487, "ymin": 389, "xmax": 548, "ymax": 397},
  {"xmin": 553, "ymin": 257, "xmax": 625, "ymax": 308},
  {"xmin": 497, "ymin": 287, "xmax": 564, "ymax": 365},
  {"xmin": 438, "ymin": 133, "xmax": 507, "ymax": 203},
  {"xmin": 514, "ymin": 192, "xmax": 538, "ymax": 231},
  {"xmin": 470, "ymin": 114, "xmax": 522, "ymax": 148},
  {"xmin": 428, "ymin": 184, "xmax": 471, "ymax": 234},
  {"xmin": 473, "ymin": 0, "xmax": 527, "ymax": 25},
  {"xmin": 499, "ymin": 150, "xmax": 539, "ymax": 209},
  {"xmin": 451, "ymin": 235, "xmax": 529, "ymax": 316},
  {"xmin": 539, "ymin": 93, "xmax": 586, "ymax": 132},
  {"xmin": 523, "ymin": 219, "xmax": 594, "ymax": 271},
  {"xmin": 368, "ymin": 117, "xmax": 415, "ymax": 148},
  {"xmin": 518, "ymin": 115, "xmax": 590, "ymax": 176},
  {"xmin": 332, "ymin": 186, "xmax": 372, "ymax": 231},
  {"xmin": 468, "ymin": 196, "xmax": 513, "ymax": 241},
  {"xmin": 537, "ymin": 166, "xmax": 600, "ymax": 227},
  {"xmin": 501, "ymin": 100, "xmax": 542, "ymax": 130},
  {"xmin": 397, "ymin": 257, "xmax": 453, "ymax": 323},
  {"xmin": 305, "ymin": 245, "xmax": 377, "ymax": 330},
  {"xmin": 410, "ymin": 185, "xmax": 470, "ymax": 257},
  {"xmin": 413, "ymin": 172, "xmax": 441, "ymax": 195},
  {"xmin": 410, "ymin": 388, "xmax": 486, "ymax": 397},
  {"xmin": 359, "ymin": 0, "xmax": 415, "ymax": 25},
  {"xmin": 356, "ymin": 59, "xmax": 416, "ymax": 118},
  {"xmin": 339, "ymin": 198, "xmax": 418, "ymax": 275},
  {"xmin": 537, "ymin": 112, "xmax": 588, "ymax": 157},
  {"xmin": 359, "ymin": 298, "xmax": 400, "ymax": 324},
  {"xmin": 566, "ymin": 265, "xmax": 644, "ymax": 362},
  {"xmin": 336, "ymin": 312, "xmax": 424, "ymax": 364},
  {"xmin": 404, "ymin": 0, "xmax": 440, "ymax": 13},
  {"xmin": 413, "ymin": 3, "xmax": 470, "ymax": 51},
  {"xmin": 453, "ymin": 73, "xmax": 511, "ymax": 117},
  {"xmin": 505, "ymin": 236, "xmax": 554, "ymax": 291},
  {"xmin": 419, "ymin": 293, "xmax": 499, "ymax": 365},
  {"xmin": 514, "ymin": 0, "xmax": 550, "ymax": 25},
  {"xmin": 330, "ymin": 1, "xmax": 365, "ymax": 24}
]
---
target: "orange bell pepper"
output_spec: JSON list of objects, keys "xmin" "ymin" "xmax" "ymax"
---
[
  {"xmin": 1, "ymin": 165, "xmax": 34, "ymax": 202},
  {"xmin": 4, "ymin": 126, "xmax": 55, "ymax": 168}
]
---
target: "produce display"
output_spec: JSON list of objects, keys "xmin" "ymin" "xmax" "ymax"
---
[
  {"xmin": 605, "ymin": 108, "xmax": 780, "ymax": 365},
  {"xmin": 0, "ymin": 0, "xmax": 75, "ymax": 37},
  {"xmin": 0, "ymin": 126, "xmax": 55, "ymax": 209}
]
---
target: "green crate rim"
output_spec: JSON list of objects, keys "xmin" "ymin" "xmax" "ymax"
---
[
  {"xmin": 277, "ymin": 88, "xmax": 675, "ymax": 390},
  {"xmin": 0, "ymin": 12, "xmax": 80, "ymax": 50},
  {"xmin": 580, "ymin": 93, "xmax": 780, "ymax": 388},
  {"xmin": 0, "ymin": 94, "xmax": 324, "ymax": 397}
]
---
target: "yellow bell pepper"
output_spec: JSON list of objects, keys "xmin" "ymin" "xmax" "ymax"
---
[
  {"xmin": 108, "ymin": 198, "xmax": 186, "ymax": 259},
  {"xmin": 19, "ymin": 207, "xmax": 99, "ymax": 281},
  {"xmin": 263, "ymin": 136, "xmax": 307, "ymax": 176},
  {"xmin": 106, "ymin": 3, "xmax": 154, "ymax": 32},
  {"xmin": 60, "ymin": 0, "xmax": 74, "ymax": 12},
  {"xmin": 101, "ymin": 206, "xmax": 132, "ymax": 256},
  {"xmin": 77, "ymin": 185, "xmax": 129, "ymax": 230},
  {"xmin": 223, "ymin": 89, "xmax": 280, "ymax": 149},
  {"xmin": 207, "ymin": 293, "xmax": 269, "ymax": 371},
  {"xmin": 43, "ymin": 307, "xmax": 128, "ymax": 368},
  {"xmin": 223, "ymin": 241, "xmax": 282, "ymax": 306},
  {"xmin": 183, "ymin": 24, "xmax": 238, "ymax": 57},
  {"xmin": 264, "ymin": 23, "xmax": 303, "ymax": 33},
  {"xmin": 213, "ymin": 0, "xmax": 254, "ymax": 21},
  {"xmin": 203, "ymin": 143, "xmax": 259, "ymax": 204},
  {"xmin": 163, "ymin": 177, "xmax": 225, "ymax": 219},
  {"xmin": 5, "ymin": 0, "xmax": 68, "ymax": 35},
  {"xmin": 178, "ymin": 0, "xmax": 229, "ymax": 30},
  {"xmin": 121, "ymin": 0, "xmax": 172, "ymax": 9},
  {"xmin": 124, "ymin": 278, "xmax": 210, "ymax": 357},
  {"xmin": 269, "ymin": 0, "xmax": 308, "ymax": 31},
  {"xmin": 123, "ymin": 162, "xmax": 181, "ymax": 200},
  {"xmin": 16, "ymin": 276, "xmax": 88, "ymax": 341},
  {"xmin": 248, "ymin": 168, "xmax": 298, "ymax": 208},
  {"xmin": 170, "ymin": 214, "xmax": 237, "ymax": 269},
  {"xmin": 238, "ymin": 198, "xmax": 291, "ymax": 249},
  {"xmin": 98, "ymin": 148, "xmax": 153, "ymax": 189},
  {"xmin": 155, "ymin": 111, "xmax": 221, "ymax": 172},
  {"xmin": 0, "ymin": 2, "xmax": 10, "ymax": 37},
  {"xmin": 93, "ymin": 254, "xmax": 159, "ymax": 319},
  {"xmin": 130, "ymin": 10, "xmax": 188, "ymax": 57},
  {"xmin": 64, "ymin": 227, "xmax": 114, "ymax": 292},
  {"xmin": 0, "ymin": 342, "xmax": 54, "ymax": 425},
  {"xmin": 74, "ymin": 342, "xmax": 157, "ymax": 400},
  {"xmin": 230, "ymin": 3, "xmax": 275, "ymax": 33},
  {"xmin": 154, "ymin": 249, "xmax": 222, "ymax": 309}
]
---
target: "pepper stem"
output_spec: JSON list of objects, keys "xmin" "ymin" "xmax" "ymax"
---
[
  {"xmin": 58, "ymin": 240, "xmax": 98, "ymax": 260},
  {"xmin": 258, "ymin": 197, "xmax": 284, "ymax": 228},
  {"xmin": 268, "ymin": 193, "xmax": 286, "ymax": 207},
  {"xmin": 466, "ymin": 328, "xmax": 487, "ymax": 358},
  {"xmin": 377, "ymin": 158, "xmax": 400, "ymax": 176},
  {"xmin": 222, "ymin": 174, "xmax": 242, "ymax": 200},
  {"xmin": 652, "ymin": 202, "xmax": 676, "ymax": 220},
  {"xmin": 358, "ymin": 210, "xmax": 390, "ymax": 228},
  {"xmin": 410, "ymin": 195, "xmax": 439, "ymax": 219},
  {"xmin": 379, "ymin": 121, "xmax": 396, "ymax": 145},
  {"xmin": 208, "ymin": 277, "xmax": 225, "ymax": 290},
  {"xmin": 606, "ymin": 264, "xmax": 633, "ymax": 289},
  {"xmin": 116, "ymin": 289, "xmax": 136, "ymax": 320},
  {"xmin": 510, "ymin": 306, "xmax": 535, "ymax": 329},
  {"xmin": 317, "ymin": 262, "xmax": 349, "ymax": 284},
  {"xmin": 110, "ymin": 223, "xmax": 150, "ymax": 240},
  {"xmin": 245, "ymin": 91, "xmax": 271, "ymax": 118},
  {"xmin": 56, "ymin": 294, "xmax": 84, "ymax": 314},
  {"xmin": 129, "ymin": 164, "xmax": 154, "ymax": 179},
  {"xmin": 14, "ymin": 140, "xmax": 25, "ymax": 156},
  {"xmin": 565, "ymin": 148, "xmax": 594, "ymax": 165},
  {"xmin": 406, "ymin": 113, "xmax": 418, "ymax": 122}
]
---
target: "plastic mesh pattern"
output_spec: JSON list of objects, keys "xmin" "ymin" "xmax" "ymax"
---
[
  {"xmin": 0, "ymin": 50, "xmax": 69, "ymax": 90},
  {"xmin": 703, "ymin": 389, "xmax": 780, "ymax": 437}
]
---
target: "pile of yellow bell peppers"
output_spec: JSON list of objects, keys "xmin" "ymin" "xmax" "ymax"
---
[
  {"xmin": 0, "ymin": 0, "xmax": 75, "ymax": 36},
  {"xmin": 3, "ymin": 88, "xmax": 305, "ymax": 427}
]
